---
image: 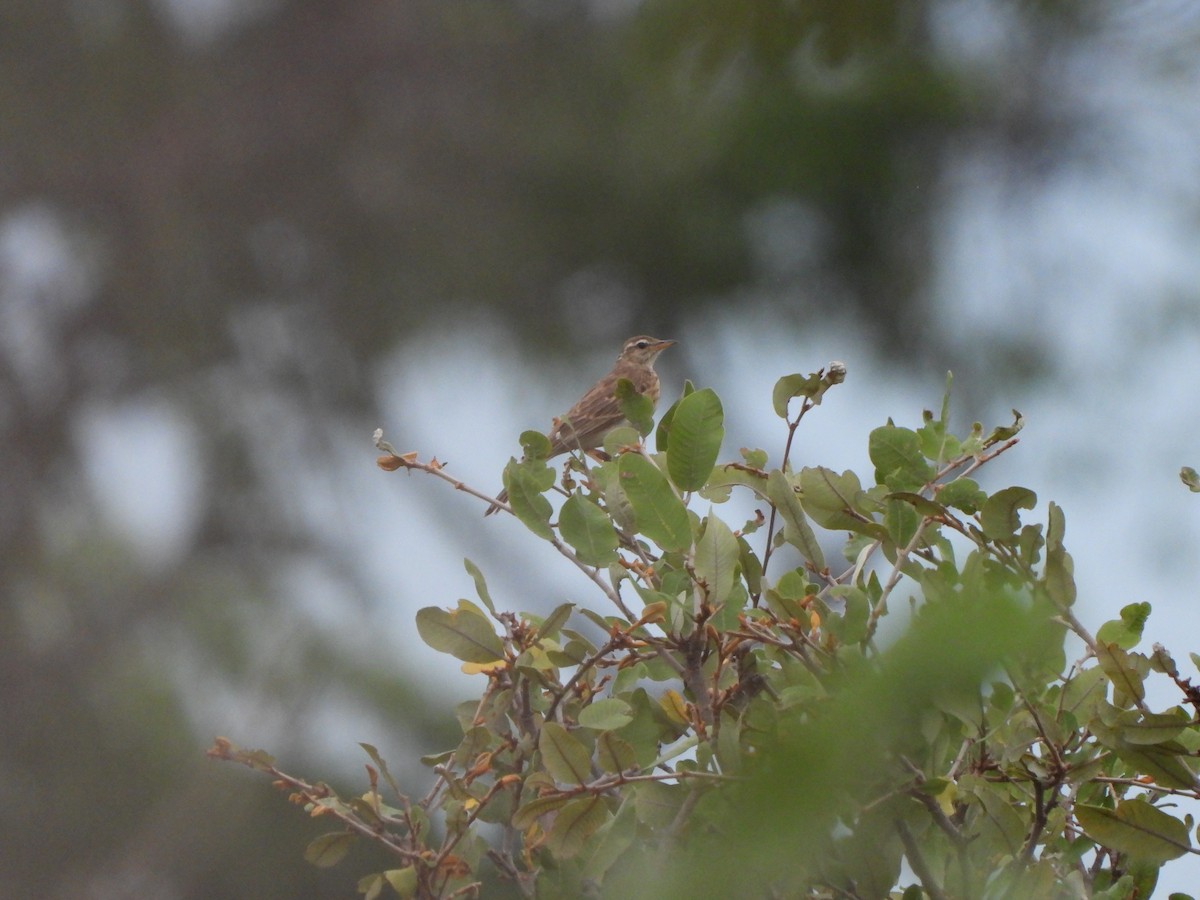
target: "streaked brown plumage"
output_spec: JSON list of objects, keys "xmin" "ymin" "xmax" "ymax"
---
[{"xmin": 485, "ymin": 335, "xmax": 675, "ymax": 516}]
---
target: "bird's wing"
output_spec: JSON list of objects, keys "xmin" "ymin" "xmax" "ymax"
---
[{"xmin": 549, "ymin": 376, "xmax": 625, "ymax": 452}]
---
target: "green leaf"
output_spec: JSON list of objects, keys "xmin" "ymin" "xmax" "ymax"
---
[
  {"xmin": 741, "ymin": 447, "xmax": 768, "ymax": 468},
  {"xmin": 715, "ymin": 714, "xmax": 743, "ymax": 774},
  {"xmin": 693, "ymin": 512, "xmax": 740, "ymax": 607},
  {"xmin": 1110, "ymin": 708, "xmax": 1191, "ymax": 746},
  {"xmin": 632, "ymin": 780, "xmax": 682, "ymax": 828},
  {"xmin": 936, "ymin": 478, "xmax": 987, "ymax": 513},
  {"xmin": 463, "ymin": 558, "xmax": 497, "ymax": 615},
  {"xmin": 884, "ymin": 495, "xmax": 923, "ymax": 547},
  {"xmin": 358, "ymin": 872, "xmax": 384, "ymax": 900},
  {"xmin": 971, "ymin": 779, "xmax": 1027, "ymax": 850},
  {"xmin": 767, "ymin": 470, "xmax": 825, "ymax": 569},
  {"xmin": 579, "ymin": 606, "xmax": 623, "ymax": 634},
  {"xmin": 616, "ymin": 378, "xmax": 656, "ymax": 436},
  {"xmin": 415, "ymin": 603, "xmax": 505, "ymax": 663},
  {"xmin": 1015, "ymin": 523, "xmax": 1045, "ymax": 569},
  {"xmin": 535, "ymin": 602, "xmax": 575, "ymax": 641},
  {"xmin": 701, "ymin": 460, "xmax": 769, "ymax": 500},
  {"xmin": 886, "ymin": 491, "xmax": 943, "ymax": 518},
  {"xmin": 1059, "ymin": 666, "xmax": 1107, "ymax": 722},
  {"xmin": 1150, "ymin": 645, "xmax": 1179, "ymax": 678},
  {"xmin": 1097, "ymin": 643, "xmax": 1147, "ymax": 706},
  {"xmin": 1076, "ymin": 799, "xmax": 1191, "ymax": 864},
  {"xmin": 582, "ymin": 797, "xmax": 638, "ymax": 882},
  {"xmin": 419, "ymin": 748, "xmax": 455, "ymax": 767},
  {"xmin": 771, "ymin": 368, "xmax": 844, "ymax": 417},
  {"xmin": 1044, "ymin": 544, "xmax": 1076, "ymax": 609},
  {"xmin": 520, "ymin": 429, "xmax": 552, "ymax": 460},
  {"xmin": 666, "ymin": 387, "xmax": 724, "ymax": 491},
  {"xmin": 825, "ymin": 585, "xmax": 869, "ymax": 644},
  {"xmin": 617, "ymin": 453, "xmax": 692, "ymax": 552},
  {"xmin": 512, "ymin": 794, "xmax": 571, "ymax": 829},
  {"xmin": 798, "ymin": 466, "xmax": 878, "ymax": 535},
  {"xmin": 304, "ymin": 831, "xmax": 355, "ymax": 868},
  {"xmin": 738, "ymin": 535, "xmax": 763, "ymax": 597},
  {"xmin": 654, "ymin": 401, "xmax": 677, "ymax": 452},
  {"xmin": 654, "ymin": 380, "xmax": 694, "ymax": 451},
  {"xmin": 596, "ymin": 730, "xmax": 638, "ymax": 772},
  {"xmin": 916, "ymin": 400, "xmax": 962, "ymax": 463},
  {"xmin": 772, "ymin": 373, "xmax": 823, "ymax": 418},
  {"xmin": 980, "ymin": 486, "xmax": 1037, "ymax": 542},
  {"xmin": 1114, "ymin": 742, "xmax": 1198, "ymax": 791},
  {"xmin": 1092, "ymin": 875, "xmax": 1139, "ymax": 900},
  {"xmin": 592, "ymin": 458, "xmax": 636, "ymax": 531},
  {"xmin": 869, "ymin": 424, "xmax": 934, "ymax": 491},
  {"xmin": 383, "ymin": 867, "xmax": 418, "ymax": 898},
  {"xmin": 579, "ymin": 698, "xmax": 635, "ymax": 731},
  {"xmin": 615, "ymin": 689, "xmax": 677, "ymax": 766},
  {"xmin": 599, "ymin": 425, "xmax": 640, "ymax": 457},
  {"xmin": 984, "ymin": 409, "xmax": 1025, "ymax": 446},
  {"xmin": 560, "ymin": 493, "xmax": 618, "ymax": 565},
  {"xmin": 516, "ymin": 643, "xmax": 560, "ymax": 672},
  {"xmin": 1046, "ymin": 500, "xmax": 1066, "ymax": 552},
  {"xmin": 546, "ymin": 796, "xmax": 609, "ymax": 859},
  {"xmin": 359, "ymin": 743, "xmax": 402, "ymax": 797},
  {"xmin": 1182, "ymin": 466, "xmax": 1200, "ymax": 492},
  {"xmin": 539, "ymin": 722, "xmax": 593, "ymax": 784},
  {"xmin": 764, "ymin": 567, "xmax": 811, "ymax": 621},
  {"xmin": 503, "ymin": 458, "xmax": 555, "ymax": 540},
  {"xmin": 1096, "ymin": 602, "xmax": 1152, "ymax": 651}
]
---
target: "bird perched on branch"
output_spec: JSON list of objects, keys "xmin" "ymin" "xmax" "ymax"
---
[{"xmin": 485, "ymin": 335, "xmax": 675, "ymax": 516}]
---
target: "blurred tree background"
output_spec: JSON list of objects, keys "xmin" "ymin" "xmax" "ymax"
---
[{"xmin": 4, "ymin": 0, "xmax": 1198, "ymax": 896}]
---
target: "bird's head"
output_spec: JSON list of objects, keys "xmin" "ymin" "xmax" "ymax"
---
[{"xmin": 618, "ymin": 335, "xmax": 675, "ymax": 367}]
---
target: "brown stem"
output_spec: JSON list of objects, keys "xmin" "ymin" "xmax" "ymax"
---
[{"xmin": 896, "ymin": 819, "xmax": 949, "ymax": 900}]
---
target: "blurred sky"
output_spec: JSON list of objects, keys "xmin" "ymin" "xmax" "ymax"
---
[{"xmin": 7, "ymin": 0, "xmax": 1200, "ymax": 895}]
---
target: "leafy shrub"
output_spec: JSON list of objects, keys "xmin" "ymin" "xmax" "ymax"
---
[{"xmin": 213, "ymin": 366, "xmax": 1200, "ymax": 899}]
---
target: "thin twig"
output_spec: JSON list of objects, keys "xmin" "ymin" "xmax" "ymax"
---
[
  {"xmin": 759, "ymin": 415, "xmax": 803, "ymax": 585},
  {"xmin": 545, "ymin": 634, "xmax": 622, "ymax": 719},
  {"xmin": 896, "ymin": 819, "xmax": 949, "ymax": 900},
  {"xmin": 864, "ymin": 516, "xmax": 933, "ymax": 646}
]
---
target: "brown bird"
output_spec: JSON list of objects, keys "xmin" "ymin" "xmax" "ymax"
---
[{"xmin": 485, "ymin": 335, "xmax": 675, "ymax": 515}]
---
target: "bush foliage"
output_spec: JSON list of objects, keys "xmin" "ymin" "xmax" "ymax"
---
[{"xmin": 212, "ymin": 366, "xmax": 1200, "ymax": 899}]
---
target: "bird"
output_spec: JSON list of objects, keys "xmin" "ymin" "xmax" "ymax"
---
[{"xmin": 485, "ymin": 335, "xmax": 675, "ymax": 515}]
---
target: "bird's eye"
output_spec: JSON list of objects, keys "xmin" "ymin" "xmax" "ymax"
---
[{"xmin": 636, "ymin": 340, "xmax": 648, "ymax": 348}]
